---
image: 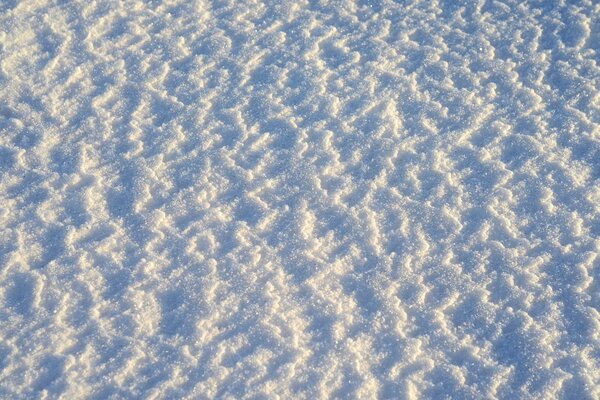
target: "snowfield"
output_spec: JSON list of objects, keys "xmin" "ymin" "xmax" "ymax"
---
[{"xmin": 1, "ymin": 0, "xmax": 599, "ymax": 398}]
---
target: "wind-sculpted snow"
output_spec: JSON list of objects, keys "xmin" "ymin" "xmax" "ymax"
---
[{"xmin": 1, "ymin": 0, "xmax": 599, "ymax": 398}]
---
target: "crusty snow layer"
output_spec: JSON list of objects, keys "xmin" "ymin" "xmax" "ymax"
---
[{"xmin": 1, "ymin": 0, "xmax": 599, "ymax": 398}]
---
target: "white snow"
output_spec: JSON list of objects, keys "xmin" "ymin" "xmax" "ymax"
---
[{"xmin": 1, "ymin": 0, "xmax": 599, "ymax": 398}]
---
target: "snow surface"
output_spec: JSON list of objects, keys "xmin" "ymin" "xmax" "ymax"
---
[{"xmin": 1, "ymin": 0, "xmax": 600, "ymax": 398}]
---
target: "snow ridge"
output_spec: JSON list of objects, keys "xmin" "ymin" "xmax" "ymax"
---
[{"xmin": 1, "ymin": 0, "xmax": 599, "ymax": 398}]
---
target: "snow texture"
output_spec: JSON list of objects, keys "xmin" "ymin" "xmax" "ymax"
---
[{"xmin": 1, "ymin": 0, "xmax": 600, "ymax": 398}]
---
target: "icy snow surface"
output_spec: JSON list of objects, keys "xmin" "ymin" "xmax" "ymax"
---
[{"xmin": 1, "ymin": 0, "xmax": 600, "ymax": 398}]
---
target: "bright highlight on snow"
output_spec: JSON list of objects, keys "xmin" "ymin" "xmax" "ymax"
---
[{"xmin": 1, "ymin": 0, "xmax": 599, "ymax": 398}]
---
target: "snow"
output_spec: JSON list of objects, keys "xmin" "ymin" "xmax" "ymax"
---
[{"xmin": 1, "ymin": 0, "xmax": 599, "ymax": 398}]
